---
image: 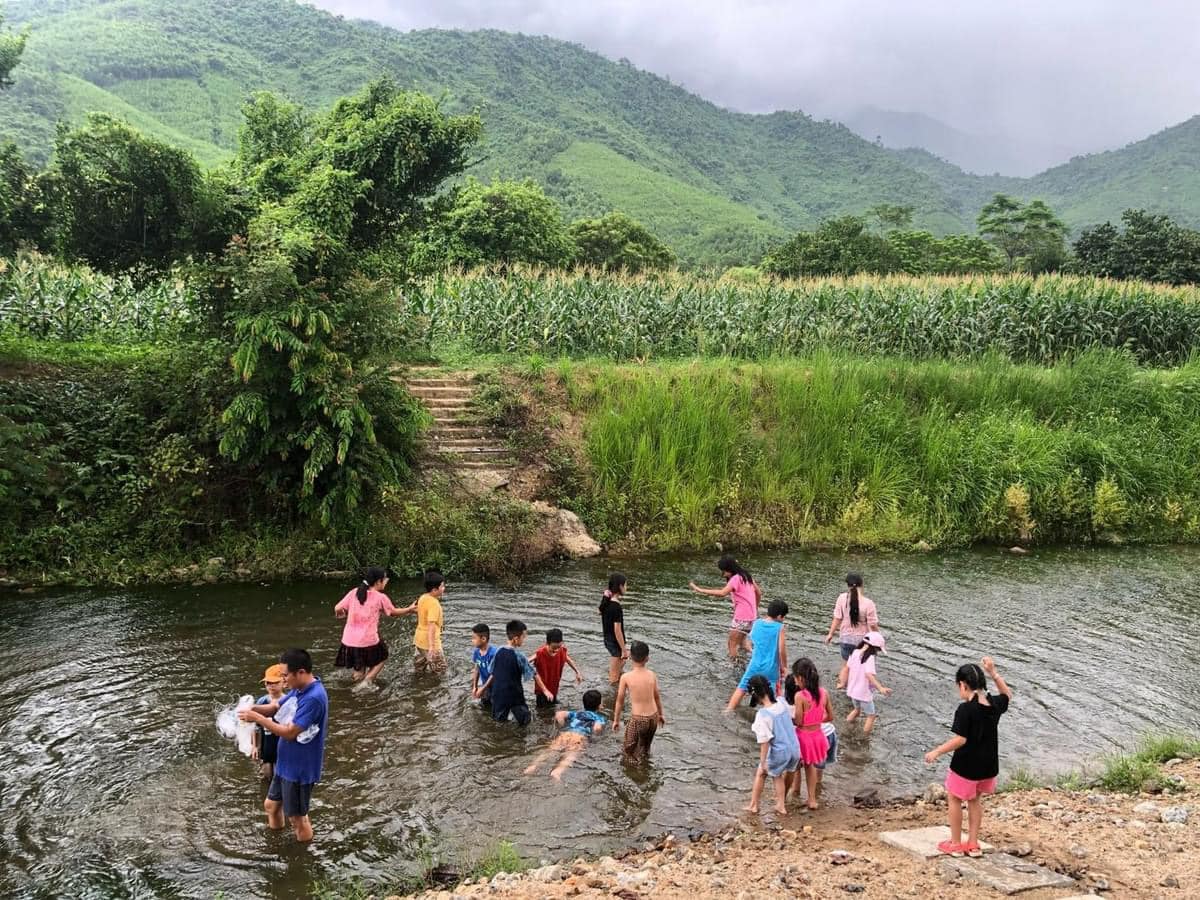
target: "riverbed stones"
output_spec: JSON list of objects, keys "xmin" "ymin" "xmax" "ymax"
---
[
  {"xmin": 1133, "ymin": 800, "xmax": 1159, "ymax": 816},
  {"xmin": 939, "ymin": 852, "xmax": 1076, "ymax": 894},
  {"xmin": 1161, "ymin": 806, "xmax": 1189, "ymax": 824},
  {"xmin": 878, "ymin": 826, "xmax": 993, "ymax": 859}
]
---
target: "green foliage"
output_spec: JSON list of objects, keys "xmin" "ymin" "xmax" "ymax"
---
[
  {"xmin": 468, "ymin": 840, "xmax": 527, "ymax": 880},
  {"xmin": 415, "ymin": 270, "xmax": 1200, "ymax": 366},
  {"xmin": 977, "ymin": 193, "xmax": 1068, "ymax": 272},
  {"xmin": 1074, "ymin": 209, "xmax": 1200, "ymax": 285},
  {"xmin": 218, "ymin": 78, "xmax": 475, "ymax": 524},
  {"xmin": 0, "ymin": 140, "xmax": 46, "ymax": 252},
  {"xmin": 568, "ymin": 211, "xmax": 674, "ymax": 272},
  {"xmin": 556, "ymin": 353, "xmax": 1200, "ymax": 551},
  {"xmin": 42, "ymin": 113, "xmax": 233, "ymax": 272},
  {"xmin": 436, "ymin": 178, "xmax": 575, "ymax": 268},
  {"xmin": 0, "ymin": 6, "xmax": 26, "ymax": 90},
  {"xmin": 762, "ymin": 216, "xmax": 900, "ymax": 277},
  {"xmin": 886, "ymin": 230, "xmax": 1001, "ymax": 275},
  {"xmin": 868, "ymin": 203, "xmax": 914, "ymax": 231},
  {"xmin": 0, "ymin": 251, "xmax": 195, "ymax": 341}
]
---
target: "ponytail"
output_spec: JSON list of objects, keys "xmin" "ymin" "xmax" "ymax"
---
[
  {"xmin": 747, "ymin": 674, "xmax": 775, "ymax": 704},
  {"xmin": 358, "ymin": 566, "xmax": 387, "ymax": 604},
  {"xmin": 857, "ymin": 641, "xmax": 879, "ymax": 665},
  {"xmin": 845, "ymin": 573, "xmax": 864, "ymax": 626},
  {"xmin": 792, "ymin": 657, "xmax": 821, "ymax": 705},
  {"xmin": 601, "ymin": 572, "xmax": 627, "ymax": 614}
]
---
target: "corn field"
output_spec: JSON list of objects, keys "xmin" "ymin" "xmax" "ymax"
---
[
  {"xmin": 410, "ymin": 270, "xmax": 1200, "ymax": 366},
  {"xmin": 0, "ymin": 253, "xmax": 196, "ymax": 343}
]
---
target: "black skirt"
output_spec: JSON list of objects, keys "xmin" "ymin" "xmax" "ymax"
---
[{"xmin": 335, "ymin": 641, "xmax": 389, "ymax": 669}]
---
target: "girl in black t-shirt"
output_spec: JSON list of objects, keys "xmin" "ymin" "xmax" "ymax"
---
[
  {"xmin": 600, "ymin": 572, "xmax": 628, "ymax": 685},
  {"xmin": 924, "ymin": 656, "xmax": 1013, "ymax": 858}
]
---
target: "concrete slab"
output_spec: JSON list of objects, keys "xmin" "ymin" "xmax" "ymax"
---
[
  {"xmin": 939, "ymin": 853, "xmax": 1076, "ymax": 895},
  {"xmin": 879, "ymin": 826, "xmax": 993, "ymax": 859}
]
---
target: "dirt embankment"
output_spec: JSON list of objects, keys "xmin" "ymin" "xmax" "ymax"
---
[{"xmin": 404, "ymin": 759, "xmax": 1197, "ymax": 900}]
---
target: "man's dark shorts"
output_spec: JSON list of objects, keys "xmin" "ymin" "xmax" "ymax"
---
[{"xmin": 267, "ymin": 775, "xmax": 314, "ymax": 817}]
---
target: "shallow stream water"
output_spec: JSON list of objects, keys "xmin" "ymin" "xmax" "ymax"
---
[{"xmin": 2, "ymin": 546, "xmax": 1198, "ymax": 898}]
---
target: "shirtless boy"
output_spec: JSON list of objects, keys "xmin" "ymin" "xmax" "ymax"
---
[{"xmin": 611, "ymin": 640, "xmax": 665, "ymax": 763}]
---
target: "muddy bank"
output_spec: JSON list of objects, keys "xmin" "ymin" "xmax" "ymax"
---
[{"xmin": 405, "ymin": 759, "xmax": 1198, "ymax": 900}]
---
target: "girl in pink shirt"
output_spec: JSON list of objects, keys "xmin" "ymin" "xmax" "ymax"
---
[
  {"xmin": 689, "ymin": 555, "xmax": 762, "ymax": 658},
  {"xmin": 334, "ymin": 567, "xmax": 415, "ymax": 686},
  {"xmin": 837, "ymin": 631, "xmax": 891, "ymax": 735},
  {"xmin": 823, "ymin": 572, "xmax": 880, "ymax": 661}
]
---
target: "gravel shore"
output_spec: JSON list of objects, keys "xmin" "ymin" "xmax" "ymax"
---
[{"xmin": 401, "ymin": 758, "xmax": 1197, "ymax": 899}]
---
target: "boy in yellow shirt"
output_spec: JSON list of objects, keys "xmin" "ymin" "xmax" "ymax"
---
[{"xmin": 413, "ymin": 570, "xmax": 446, "ymax": 673}]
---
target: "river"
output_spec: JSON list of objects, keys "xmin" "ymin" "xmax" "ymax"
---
[{"xmin": 1, "ymin": 546, "xmax": 1197, "ymax": 898}]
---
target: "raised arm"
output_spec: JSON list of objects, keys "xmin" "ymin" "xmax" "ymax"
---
[{"xmin": 982, "ymin": 656, "xmax": 1013, "ymax": 699}]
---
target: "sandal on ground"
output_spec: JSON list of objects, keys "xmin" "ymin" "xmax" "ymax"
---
[
  {"xmin": 936, "ymin": 840, "xmax": 966, "ymax": 857},
  {"xmin": 963, "ymin": 842, "xmax": 983, "ymax": 858}
]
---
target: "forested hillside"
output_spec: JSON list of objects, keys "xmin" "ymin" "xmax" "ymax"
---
[{"xmin": 2, "ymin": 0, "xmax": 1198, "ymax": 265}]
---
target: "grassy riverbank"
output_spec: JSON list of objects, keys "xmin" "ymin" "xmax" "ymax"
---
[
  {"xmin": 536, "ymin": 351, "xmax": 1200, "ymax": 552},
  {"xmin": 5, "ymin": 338, "xmax": 1200, "ymax": 585}
]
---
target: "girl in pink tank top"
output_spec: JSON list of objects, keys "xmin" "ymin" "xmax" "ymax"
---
[
  {"xmin": 689, "ymin": 554, "xmax": 762, "ymax": 659},
  {"xmin": 785, "ymin": 658, "xmax": 835, "ymax": 810}
]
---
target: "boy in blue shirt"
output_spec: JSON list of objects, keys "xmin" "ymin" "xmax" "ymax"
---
[
  {"xmin": 239, "ymin": 648, "xmax": 328, "ymax": 843},
  {"xmin": 483, "ymin": 620, "xmax": 554, "ymax": 726},
  {"xmin": 523, "ymin": 689, "xmax": 607, "ymax": 780},
  {"xmin": 470, "ymin": 623, "xmax": 498, "ymax": 708}
]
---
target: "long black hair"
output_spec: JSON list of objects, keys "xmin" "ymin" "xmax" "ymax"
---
[
  {"xmin": 791, "ymin": 657, "xmax": 821, "ymax": 704},
  {"xmin": 845, "ymin": 572, "xmax": 864, "ymax": 626},
  {"xmin": 358, "ymin": 566, "xmax": 387, "ymax": 604},
  {"xmin": 718, "ymin": 555, "xmax": 753, "ymax": 584},
  {"xmin": 600, "ymin": 572, "xmax": 627, "ymax": 614},
  {"xmin": 856, "ymin": 639, "xmax": 880, "ymax": 665}
]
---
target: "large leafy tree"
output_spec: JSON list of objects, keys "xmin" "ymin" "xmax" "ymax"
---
[
  {"xmin": 569, "ymin": 211, "xmax": 674, "ymax": 272},
  {"xmin": 1074, "ymin": 209, "xmax": 1200, "ymax": 285},
  {"xmin": 886, "ymin": 230, "xmax": 1000, "ymax": 275},
  {"xmin": 976, "ymin": 193, "xmax": 1067, "ymax": 273},
  {"xmin": 219, "ymin": 79, "xmax": 482, "ymax": 522},
  {"xmin": 762, "ymin": 215, "xmax": 900, "ymax": 277},
  {"xmin": 439, "ymin": 177, "xmax": 575, "ymax": 268},
  {"xmin": 0, "ymin": 142, "xmax": 46, "ymax": 253},
  {"xmin": 43, "ymin": 114, "xmax": 233, "ymax": 272}
]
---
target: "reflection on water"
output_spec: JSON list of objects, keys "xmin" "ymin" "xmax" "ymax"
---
[{"xmin": 1, "ymin": 545, "xmax": 1198, "ymax": 897}]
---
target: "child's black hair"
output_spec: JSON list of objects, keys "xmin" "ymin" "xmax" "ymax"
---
[
  {"xmin": 546, "ymin": 627, "xmax": 564, "ymax": 643},
  {"xmin": 845, "ymin": 572, "xmax": 864, "ymax": 626},
  {"xmin": 956, "ymin": 663, "xmax": 986, "ymax": 692},
  {"xmin": 784, "ymin": 673, "xmax": 799, "ymax": 705},
  {"xmin": 600, "ymin": 573, "xmax": 627, "ymax": 614},
  {"xmin": 582, "ymin": 689, "xmax": 602, "ymax": 711},
  {"xmin": 506, "ymin": 619, "xmax": 527, "ymax": 640},
  {"xmin": 746, "ymin": 673, "xmax": 774, "ymax": 704},
  {"xmin": 358, "ymin": 566, "xmax": 387, "ymax": 604},
  {"xmin": 856, "ymin": 640, "xmax": 880, "ymax": 664},
  {"xmin": 424, "ymin": 569, "xmax": 445, "ymax": 592},
  {"xmin": 717, "ymin": 554, "xmax": 753, "ymax": 584},
  {"xmin": 767, "ymin": 599, "xmax": 789, "ymax": 619},
  {"xmin": 791, "ymin": 656, "xmax": 821, "ymax": 704},
  {"xmin": 472, "ymin": 623, "xmax": 490, "ymax": 639},
  {"xmin": 629, "ymin": 640, "xmax": 649, "ymax": 663}
]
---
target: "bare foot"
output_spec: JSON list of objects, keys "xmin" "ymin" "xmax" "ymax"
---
[
  {"xmin": 807, "ymin": 802, "xmax": 819, "ymax": 811},
  {"xmin": 550, "ymin": 769, "xmax": 565, "ymax": 782},
  {"xmin": 742, "ymin": 804, "xmax": 759, "ymax": 814},
  {"xmin": 774, "ymin": 804, "xmax": 788, "ymax": 816},
  {"xmin": 522, "ymin": 764, "xmax": 538, "ymax": 775}
]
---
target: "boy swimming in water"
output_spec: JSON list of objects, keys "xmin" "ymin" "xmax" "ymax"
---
[{"xmin": 523, "ymin": 689, "xmax": 607, "ymax": 780}]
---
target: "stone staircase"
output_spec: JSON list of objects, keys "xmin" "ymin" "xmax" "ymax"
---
[{"xmin": 405, "ymin": 373, "xmax": 516, "ymax": 481}]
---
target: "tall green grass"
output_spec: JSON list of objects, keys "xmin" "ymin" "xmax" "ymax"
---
[
  {"xmin": 411, "ymin": 270, "xmax": 1200, "ymax": 366},
  {"xmin": 555, "ymin": 351, "xmax": 1200, "ymax": 549}
]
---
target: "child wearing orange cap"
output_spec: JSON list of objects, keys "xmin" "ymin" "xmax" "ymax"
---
[{"xmin": 252, "ymin": 664, "xmax": 286, "ymax": 780}]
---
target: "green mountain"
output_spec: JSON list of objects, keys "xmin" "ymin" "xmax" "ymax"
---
[{"xmin": 2, "ymin": 0, "xmax": 1198, "ymax": 265}]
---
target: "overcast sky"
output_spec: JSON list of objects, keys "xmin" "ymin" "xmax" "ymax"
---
[{"xmin": 312, "ymin": 0, "xmax": 1200, "ymax": 162}]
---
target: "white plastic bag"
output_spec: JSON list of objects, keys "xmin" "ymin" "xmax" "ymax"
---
[{"xmin": 234, "ymin": 694, "xmax": 256, "ymax": 757}]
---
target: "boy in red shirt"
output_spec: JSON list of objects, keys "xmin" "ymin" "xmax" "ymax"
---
[{"xmin": 533, "ymin": 628, "xmax": 583, "ymax": 707}]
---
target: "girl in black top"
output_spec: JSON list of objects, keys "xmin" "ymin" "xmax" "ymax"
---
[
  {"xmin": 924, "ymin": 656, "xmax": 1013, "ymax": 858},
  {"xmin": 600, "ymin": 572, "xmax": 628, "ymax": 685}
]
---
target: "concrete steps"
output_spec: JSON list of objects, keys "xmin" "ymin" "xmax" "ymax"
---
[{"xmin": 403, "ymin": 372, "xmax": 516, "ymax": 475}]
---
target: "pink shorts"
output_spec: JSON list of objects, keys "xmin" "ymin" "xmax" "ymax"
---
[{"xmin": 945, "ymin": 770, "xmax": 997, "ymax": 801}]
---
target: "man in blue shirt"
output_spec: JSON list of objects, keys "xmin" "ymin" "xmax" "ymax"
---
[{"xmin": 240, "ymin": 648, "xmax": 328, "ymax": 842}]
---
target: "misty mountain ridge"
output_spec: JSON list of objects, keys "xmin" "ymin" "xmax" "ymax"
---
[
  {"xmin": 844, "ymin": 106, "xmax": 1083, "ymax": 177},
  {"xmin": 1, "ymin": 0, "xmax": 1198, "ymax": 266}
]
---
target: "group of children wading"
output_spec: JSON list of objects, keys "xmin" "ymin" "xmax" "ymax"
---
[{"xmin": 239, "ymin": 557, "xmax": 1013, "ymax": 860}]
